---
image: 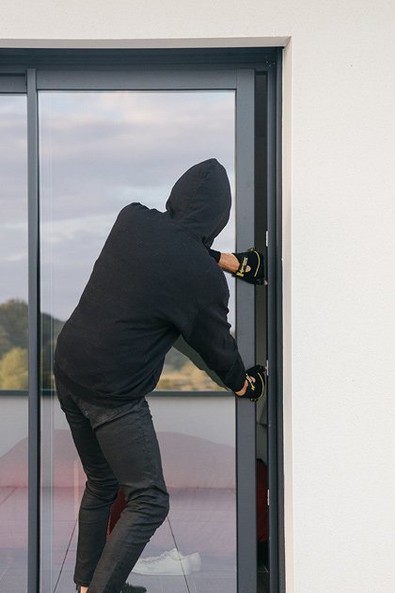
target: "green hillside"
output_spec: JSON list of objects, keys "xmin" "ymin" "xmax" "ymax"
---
[
  {"xmin": 0, "ymin": 299, "xmax": 64, "ymax": 390},
  {"xmin": 0, "ymin": 299, "xmax": 224, "ymax": 392}
]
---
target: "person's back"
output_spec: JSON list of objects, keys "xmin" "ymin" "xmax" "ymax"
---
[
  {"xmin": 53, "ymin": 159, "xmax": 266, "ymax": 593},
  {"xmin": 55, "ymin": 158, "xmax": 245, "ymax": 405}
]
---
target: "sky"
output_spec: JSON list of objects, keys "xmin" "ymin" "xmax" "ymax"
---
[{"xmin": 0, "ymin": 91, "xmax": 236, "ymax": 322}]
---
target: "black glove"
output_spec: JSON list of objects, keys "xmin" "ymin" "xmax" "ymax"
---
[
  {"xmin": 236, "ymin": 365, "xmax": 266, "ymax": 402},
  {"xmin": 233, "ymin": 248, "xmax": 264, "ymax": 285}
]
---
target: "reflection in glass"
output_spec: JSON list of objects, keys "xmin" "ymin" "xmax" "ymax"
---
[
  {"xmin": 39, "ymin": 91, "xmax": 235, "ymax": 391},
  {"xmin": 0, "ymin": 96, "xmax": 28, "ymax": 591},
  {"xmin": 40, "ymin": 91, "xmax": 236, "ymax": 593}
]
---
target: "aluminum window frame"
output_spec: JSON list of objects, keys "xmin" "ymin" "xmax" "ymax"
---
[{"xmin": 0, "ymin": 48, "xmax": 283, "ymax": 593}]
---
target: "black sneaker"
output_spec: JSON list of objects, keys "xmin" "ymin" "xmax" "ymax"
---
[
  {"xmin": 76, "ymin": 583, "xmax": 146, "ymax": 593},
  {"xmin": 122, "ymin": 584, "xmax": 147, "ymax": 593}
]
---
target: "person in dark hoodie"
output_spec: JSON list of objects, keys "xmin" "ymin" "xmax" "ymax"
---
[{"xmin": 54, "ymin": 158, "xmax": 265, "ymax": 593}]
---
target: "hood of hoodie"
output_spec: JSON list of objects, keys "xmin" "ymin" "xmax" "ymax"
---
[{"xmin": 165, "ymin": 158, "xmax": 231, "ymax": 248}]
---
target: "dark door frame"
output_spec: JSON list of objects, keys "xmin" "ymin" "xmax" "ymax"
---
[{"xmin": 0, "ymin": 46, "xmax": 283, "ymax": 593}]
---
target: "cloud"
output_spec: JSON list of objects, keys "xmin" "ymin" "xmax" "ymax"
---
[
  {"xmin": 2, "ymin": 91, "xmax": 237, "ymax": 319},
  {"xmin": 39, "ymin": 91, "xmax": 235, "ymax": 215},
  {"xmin": 0, "ymin": 97, "xmax": 28, "ymax": 219}
]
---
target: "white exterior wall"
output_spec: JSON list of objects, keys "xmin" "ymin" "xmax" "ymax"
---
[{"xmin": 1, "ymin": 2, "xmax": 395, "ymax": 592}]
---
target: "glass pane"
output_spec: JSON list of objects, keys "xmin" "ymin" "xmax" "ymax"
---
[
  {"xmin": 39, "ymin": 91, "xmax": 235, "ymax": 391},
  {"xmin": 40, "ymin": 90, "xmax": 236, "ymax": 593},
  {"xmin": 0, "ymin": 96, "xmax": 28, "ymax": 591}
]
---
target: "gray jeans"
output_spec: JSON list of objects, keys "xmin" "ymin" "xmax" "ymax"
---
[{"xmin": 56, "ymin": 378, "xmax": 169, "ymax": 593}]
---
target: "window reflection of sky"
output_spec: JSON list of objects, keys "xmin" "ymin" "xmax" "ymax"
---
[
  {"xmin": 0, "ymin": 93, "xmax": 238, "ymax": 590},
  {"xmin": 2, "ymin": 92, "xmax": 236, "ymax": 323},
  {"xmin": 0, "ymin": 96, "xmax": 28, "ymax": 304}
]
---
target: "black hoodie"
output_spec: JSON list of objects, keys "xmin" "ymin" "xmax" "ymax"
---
[{"xmin": 54, "ymin": 159, "xmax": 246, "ymax": 405}]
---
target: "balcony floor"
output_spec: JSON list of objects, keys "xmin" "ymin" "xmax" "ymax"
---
[{"xmin": 0, "ymin": 487, "xmax": 268, "ymax": 593}]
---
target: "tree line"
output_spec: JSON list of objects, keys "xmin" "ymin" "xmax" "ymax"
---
[
  {"xmin": 0, "ymin": 299, "xmax": 222, "ymax": 392},
  {"xmin": 0, "ymin": 299, "xmax": 63, "ymax": 390}
]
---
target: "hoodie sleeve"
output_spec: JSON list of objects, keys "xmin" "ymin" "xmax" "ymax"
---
[{"xmin": 181, "ymin": 299, "xmax": 246, "ymax": 392}]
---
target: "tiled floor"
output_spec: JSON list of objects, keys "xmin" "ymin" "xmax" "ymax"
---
[
  {"xmin": 1, "ymin": 487, "xmax": 242, "ymax": 593},
  {"xmin": 0, "ymin": 487, "xmax": 269, "ymax": 593},
  {"xmin": 0, "ymin": 487, "xmax": 28, "ymax": 592}
]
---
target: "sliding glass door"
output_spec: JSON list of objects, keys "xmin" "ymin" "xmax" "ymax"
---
[
  {"xmin": 36, "ymin": 70, "xmax": 256, "ymax": 593},
  {"xmin": 0, "ymin": 94, "xmax": 28, "ymax": 593},
  {"xmin": 0, "ymin": 50, "xmax": 283, "ymax": 593}
]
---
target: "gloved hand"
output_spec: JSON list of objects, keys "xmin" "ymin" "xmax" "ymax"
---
[
  {"xmin": 236, "ymin": 365, "xmax": 266, "ymax": 402},
  {"xmin": 233, "ymin": 248, "xmax": 265, "ymax": 285}
]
